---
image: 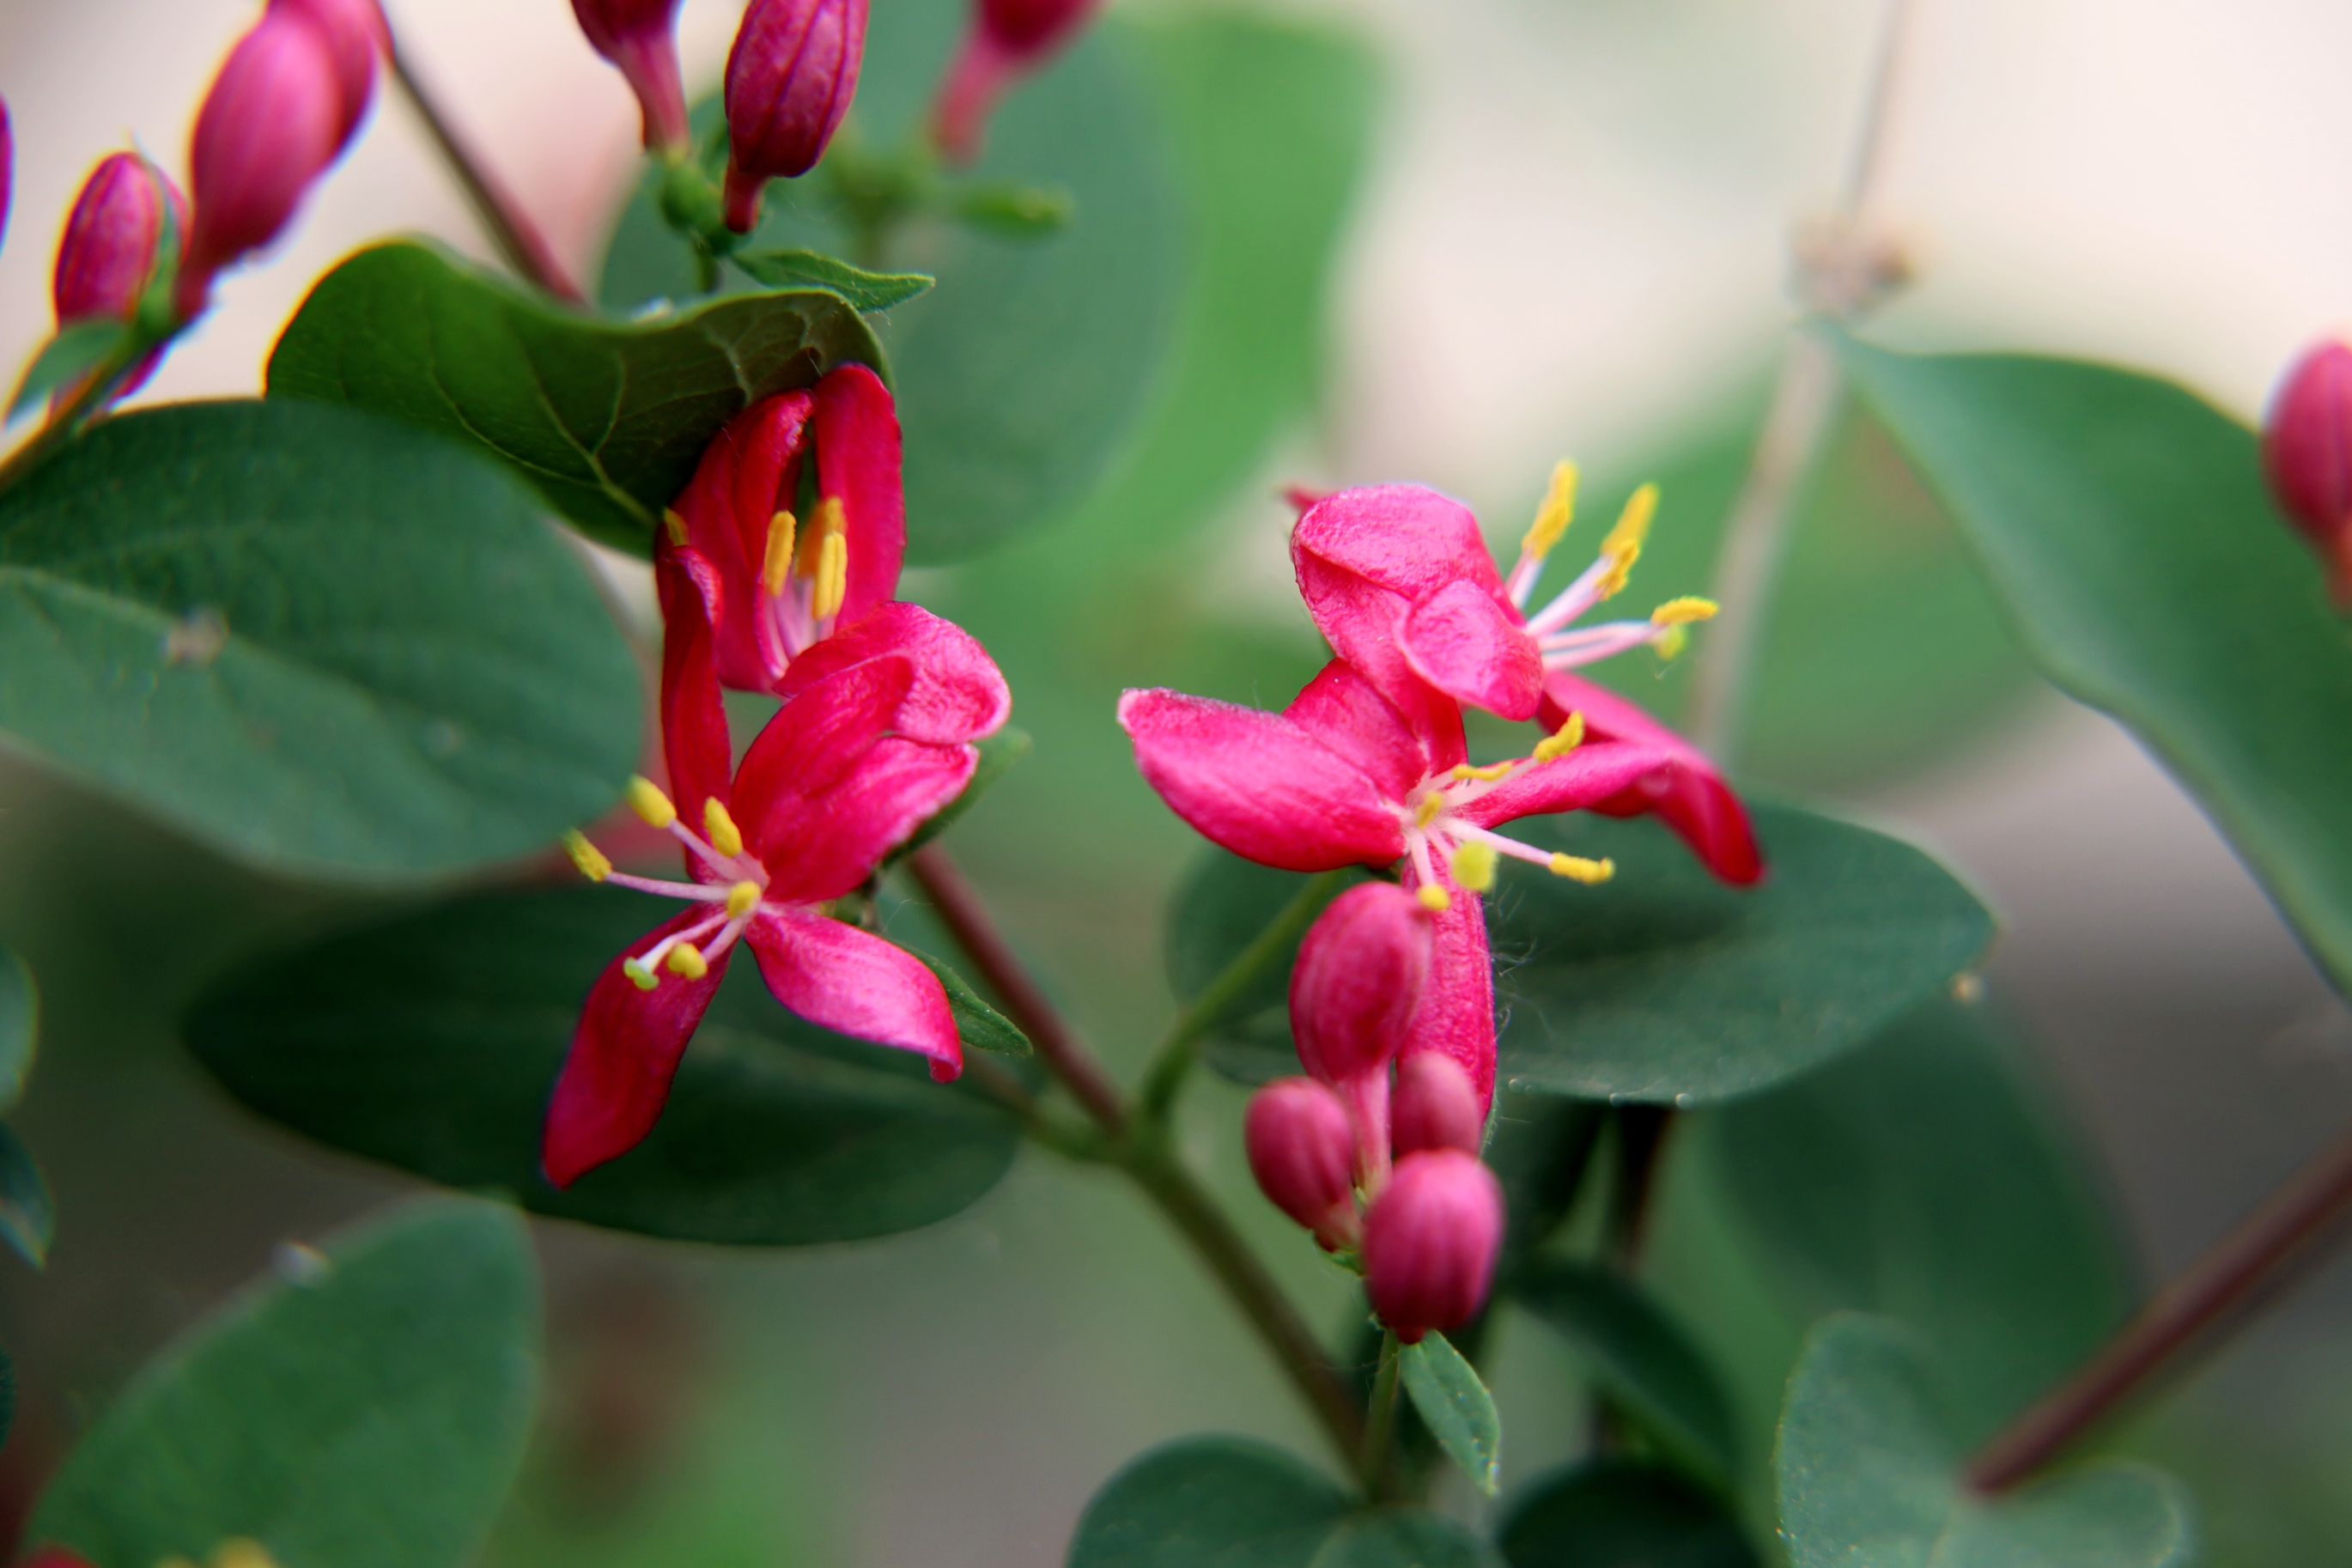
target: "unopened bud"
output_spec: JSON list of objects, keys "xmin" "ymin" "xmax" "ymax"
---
[
  {"xmin": 931, "ymin": 0, "xmax": 1103, "ymax": 164},
  {"xmin": 55, "ymin": 154, "xmax": 185, "ymax": 328},
  {"xmin": 570, "ymin": 0, "xmax": 690, "ymax": 155},
  {"xmin": 270, "ymin": 0, "xmax": 384, "ymax": 155},
  {"xmin": 721, "ymin": 0, "xmax": 867, "ymax": 233},
  {"xmin": 1289, "ymin": 882, "xmax": 1431, "ymax": 1088},
  {"xmin": 176, "ymin": 9, "xmax": 352, "ymax": 319},
  {"xmin": 1391, "ymin": 1053, "xmax": 1482, "ymax": 1158},
  {"xmin": 1361, "ymin": 1149, "xmax": 1504, "ymax": 1344},
  {"xmin": 1244, "ymin": 1077, "xmax": 1361, "ymax": 1251},
  {"xmin": 2262, "ymin": 337, "xmax": 2352, "ymax": 609},
  {"xmin": 1, "ymin": 100, "xmax": 14, "ymax": 259}
]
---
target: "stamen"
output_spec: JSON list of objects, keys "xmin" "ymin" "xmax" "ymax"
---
[
  {"xmin": 662, "ymin": 507, "xmax": 687, "ymax": 547},
  {"xmin": 1447, "ymin": 761, "xmax": 1516, "ymax": 782},
  {"xmin": 562, "ymin": 830, "xmax": 612, "ymax": 882},
  {"xmin": 704, "ymin": 798, "xmax": 744, "ymax": 858},
  {"xmin": 1650, "ymin": 596, "xmax": 1717, "ymax": 626},
  {"xmin": 1416, "ymin": 884, "xmax": 1450, "ymax": 912},
  {"xmin": 797, "ymin": 495, "xmax": 844, "ymax": 577},
  {"xmin": 1533, "ymin": 712, "xmax": 1586, "ymax": 761},
  {"xmin": 762, "ymin": 510, "xmax": 797, "ymax": 596},
  {"xmin": 1549, "ymin": 853, "xmax": 1615, "ymax": 884},
  {"xmin": 1654, "ymin": 625, "xmax": 1690, "ymax": 661},
  {"xmin": 665, "ymin": 945, "xmax": 710, "ymax": 979},
  {"xmin": 1591, "ymin": 483, "xmax": 1657, "ymax": 601},
  {"xmin": 725, "ymin": 880, "xmax": 763, "ymax": 919},
  {"xmin": 1413, "ymin": 793, "xmax": 1444, "ymax": 828},
  {"xmin": 626, "ymin": 775, "xmax": 678, "ymax": 830},
  {"xmin": 811, "ymin": 528, "xmax": 848, "ymax": 623},
  {"xmin": 623, "ymin": 957, "xmax": 659, "ymax": 991},
  {"xmin": 602, "ymin": 871, "xmax": 724, "ymax": 899},
  {"xmin": 1521, "ymin": 460, "xmax": 1578, "ymax": 562},
  {"xmin": 1449, "ymin": 840, "xmax": 1498, "ymax": 892}
]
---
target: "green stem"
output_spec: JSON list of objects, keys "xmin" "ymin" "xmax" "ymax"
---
[
  {"xmin": 1358, "ymin": 1331, "xmax": 1402, "ymax": 1498},
  {"xmin": 0, "ymin": 343, "xmax": 148, "ymax": 491},
  {"xmin": 1139, "ymin": 869, "xmax": 1346, "ymax": 1122}
]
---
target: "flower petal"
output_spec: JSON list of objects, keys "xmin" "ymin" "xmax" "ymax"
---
[
  {"xmin": 1293, "ymin": 551, "xmax": 1471, "ymax": 772},
  {"xmin": 1539, "ymin": 672, "xmax": 1765, "ymax": 886},
  {"xmin": 1397, "ymin": 856, "xmax": 1495, "ymax": 1116},
  {"xmin": 1282, "ymin": 659, "xmax": 1432, "ymax": 803},
  {"xmin": 1447, "ymin": 738, "xmax": 1680, "ymax": 830},
  {"xmin": 675, "ymin": 392, "xmax": 810, "ymax": 690},
  {"xmin": 543, "ymin": 909, "xmax": 734, "ymax": 1188},
  {"xmin": 1118, "ymin": 687, "xmax": 1407, "ymax": 872},
  {"xmin": 744, "ymin": 905, "xmax": 962, "ymax": 1080},
  {"xmin": 762, "ymin": 736, "xmax": 977, "ymax": 903},
  {"xmin": 1401, "ymin": 577, "xmax": 1544, "ymax": 721},
  {"xmin": 654, "ymin": 543, "xmax": 735, "ymax": 863},
  {"xmin": 1293, "ymin": 483, "xmax": 1503, "ymax": 603},
  {"xmin": 732, "ymin": 653, "xmax": 913, "ymax": 835},
  {"xmin": 775, "ymin": 599, "xmax": 1011, "ymax": 745},
  {"xmin": 811, "ymin": 364, "xmax": 906, "ymax": 630}
]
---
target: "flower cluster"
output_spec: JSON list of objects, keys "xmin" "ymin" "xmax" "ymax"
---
[
  {"xmin": 1124, "ymin": 471, "xmax": 1760, "ymax": 1340},
  {"xmin": 542, "ymin": 367, "xmax": 1010, "ymax": 1188}
]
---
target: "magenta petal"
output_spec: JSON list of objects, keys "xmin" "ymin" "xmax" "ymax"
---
[
  {"xmin": 1293, "ymin": 552, "xmax": 1470, "ymax": 773},
  {"xmin": 1398, "ymin": 860, "xmax": 1495, "ymax": 1116},
  {"xmin": 1538, "ymin": 673, "xmax": 1765, "ymax": 886},
  {"xmin": 675, "ymin": 392, "xmax": 811, "ymax": 690},
  {"xmin": 1282, "ymin": 659, "xmax": 1431, "ymax": 804},
  {"xmin": 812, "ymin": 364, "xmax": 906, "ymax": 630},
  {"xmin": 776, "ymin": 600, "xmax": 1010, "ymax": 745},
  {"xmin": 732, "ymin": 653, "xmax": 913, "ymax": 836},
  {"xmin": 1449, "ymin": 739, "xmax": 1680, "ymax": 830},
  {"xmin": 744, "ymin": 905, "xmax": 962, "ymax": 1080},
  {"xmin": 763, "ymin": 736, "xmax": 976, "ymax": 903},
  {"xmin": 1117, "ymin": 688, "xmax": 1407, "ymax": 872},
  {"xmin": 655, "ymin": 544, "xmax": 736, "ymax": 856},
  {"xmin": 543, "ymin": 909, "xmax": 733, "ymax": 1188},
  {"xmin": 1401, "ymin": 578, "xmax": 1543, "ymax": 721},
  {"xmin": 1293, "ymin": 484, "xmax": 1503, "ymax": 603}
]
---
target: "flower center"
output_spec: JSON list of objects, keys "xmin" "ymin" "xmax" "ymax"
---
[
  {"xmin": 561, "ymin": 777, "xmax": 776, "ymax": 990},
  {"xmin": 760, "ymin": 495, "xmax": 850, "ymax": 659},
  {"xmin": 1393, "ymin": 714, "xmax": 1615, "ymax": 909}
]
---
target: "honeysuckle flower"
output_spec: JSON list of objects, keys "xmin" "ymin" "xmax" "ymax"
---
[
  {"xmin": 542, "ymin": 549, "xmax": 991, "ymax": 1187},
  {"xmin": 1361, "ymin": 1147, "xmax": 1504, "ymax": 1343},
  {"xmin": 1244, "ymin": 1076, "xmax": 1361, "ymax": 1252},
  {"xmin": 1291, "ymin": 472, "xmax": 1763, "ymax": 886},
  {"xmin": 2263, "ymin": 337, "xmax": 2352, "ymax": 609},
  {"xmin": 930, "ymin": 0, "xmax": 1104, "ymax": 164},
  {"xmin": 1120, "ymin": 658, "xmax": 1673, "ymax": 1109},
  {"xmin": 54, "ymin": 153, "xmax": 184, "ymax": 329}
]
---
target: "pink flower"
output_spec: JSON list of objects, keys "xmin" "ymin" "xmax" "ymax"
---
[
  {"xmin": 270, "ymin": 0, "xmax": 384, "ymax": 155},
  {"xmin": 2263, "ymin": 337, "xmax": 2352, "ymax": 610},
  {"xmin": 541, "ymin": 545, "xmax": 1000, "ymax": 1187},
  {"xmin": 1361, "ymin": 1148, "xmax": 1504, "ymax": 1343},
  {"xmin": 661, "ymin": 367, "xmax": 1009, "ymax": 744},
  {"xmin": 722, "ymin": 0, "xmax": 866, "ymax": 233},
  {"xmin": 1244, "ymin": 1076, "xmax": 1361, "ymax": 1252},
  {"xmin": 1119, "ymin": 657, "xmax": 1672, "ymax": 1110},
  {"xmin": 929, "ymin": 0, "xmax": 1103, "ymax": 165},
  {"xmin": 570, "ymin": 0, "xmax": 690, "ymax": 155},
  {"xmin": 1291, "ymin": 475, "xmax": 1763, "ymax": 886}
]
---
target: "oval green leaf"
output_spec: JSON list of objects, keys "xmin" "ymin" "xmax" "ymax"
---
[
  {"xmin": 267, "ymin": 240, "xmax": 884, "ymax": 554},
  {"xmin": 1833, "ymin": 337, "xmax": 2352, "ymax": 997},
  {"xmin": 1776, "ymin": 1315, "xmax": 2192, "ymax": 1568},
  {"xmin": 0, "ymin": 399, "xmax": 639, "ymax": 876},
  {"xmin": 183, "ymin": 887, "xmax": 1024, "ymax": 1246},
  {"xmin": 30, "ymin": 1197, "xmax": 540, "ymax": 1568},
  {"xmin": 1499, "ymin": 1461, "xmax": 1759, "ymax": 1568},
  {"xmin": 1068, "ymin": 1437, "xmax": 1352, "ymax": 1568},
  {"xmin": 1309, "ymin": 1511, "xmax": 1501, "ymax": 1568},
  {"xmin": 1399, "ymin": 1333, "xmax": 1502, "ymax": 1498}
]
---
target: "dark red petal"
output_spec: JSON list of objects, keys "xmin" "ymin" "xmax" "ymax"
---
[
  {"xmin": 812, "ymin": 363, "xmax": 905, "ymax": 629},
  {"xmin": 654, "ymin": 544, "xmax": 734, "ymax": 866},
  {"xmin": 1538, "ymin": 672, "xmax": 1765, "ymax": 886},
  {"xmin": 732, "ymin": 653, "xmax": 915, "ymax": 848},
  {"xmin": 761, "ymin": 736, "xmax": 975, "ymax": 903},
  {"xmin": 675, "ymin": 392, "xmax": 811, "ymax": 690},
  {"xmin": 1446, "ymin": 738, "xmax": 1679, "ymax": 830},
  {"xmin": 744, "ymin": 905, "xmax": 962, "ymax": 1079},
  {"xmin": 775, "ymin": 599, "xmax": 1010, "ymax": 744}
]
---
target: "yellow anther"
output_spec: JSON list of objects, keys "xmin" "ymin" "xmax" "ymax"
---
[
  {"xmin": 761, "ymin": 510, "xmax": 798, "ymax": 596},
  {"xmin": 1533, "ymin": 711, "xmax": 1586, "ymax": 762},
  {"xmin": 1650, "ymin": 596, "xmax": 1718, "ymax": 626},
  {"xmin": 1549, "ymin": 853, "xmax": 1616, "ymax": 885},
  {"xmin": 1593, "ymin": 483, "xmax": 1658, "ymax": 599},
  {"xmin": 626, "ymin": 775, "xmax": 678, "ymax": 830},
  {"xmin": 797, "ymin": 495, "xmax": 845, "ymax": 576},
  {"xmin": 662, "ymin": 507, "xmax": 687, "ymax": 547},
  {"xmin": 1447, "ymin": 761, "xmax": 1516, "ymax": 782},
  {"xmin": 725, "ymin": 880, "xmax": 763, "ymax": 919},
  {"xmin": 1520, "ymin": 459, "xmax": 1580, "ymax": 562},
  {"xmin": 562, "ymin": 830, "xmax": 612, "ymax": 883},
  {"xmin": 1654, "ymin": 625, "xmax": 1690, "ymax": 662},
  {"xmin": 623, "ymin": 957, "xmax": 660, "ymax": 991},
  {"xmin": 211, "ymin": 1539, "xmax": 282, "ymax": 1568},
  {"xmin": 1449, "ymin": 840, "xmax": 1498, "ymax": 892},
  {"xmin": 665, "ymin": 944, "xmax": 709, "ymax": 980},
  {"xmin": 704, "ymin": 797, "xmax": 744, "ymax": 857},
  {"xmin": 811, "ymin": 528, "xmax": 848, "ymax": 622},
  {"xmin": 1416, "ymin": 884, "xmax": 1451, "ymax": 912},
  {"xmin": 1413, "ymin": 793, "xmax": 1444, "ymax": 828}
]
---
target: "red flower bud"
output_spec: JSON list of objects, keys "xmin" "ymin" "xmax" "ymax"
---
[
  {"xmin": 2263, "ymin": 337, "xmax": 2352, "ymax": 609},
  {"xmin": 1244, "ymin": 1077, "xmax": 1361, "ymax": 1251},
  {"xmin": 721, "ymin": 0, "xmax": 866, "ymax": 234},
  {"xmin": 0, "ymin": 100, "xmax": 14, "ymax": 258},
  {"xmin": 270, "ymin": 0, "xmax": 384, "ymax": 155},
  {"xmin": 1391, "ymin": 1053, "xmax": 1482, "ymax": 1158},
  {"xmin": 930, "ymin": 0, "xmax": 1103, "ymax": 164},
  {"xmin": 1361, "ymin": 1149, "xmax": 1504, "ymax": 1344},
  {"xmin": 176, "ymin": 8, "xmax": 353, "ymax": 319},
  {"xmin": 570, "ymin": 0, "xmax": 690, "ymax": 155},
  {"xmin": 1290, "ymin": 881, "xmax": 1431, "ymax": 1192},
  {"xmin": 55, "ymin": 153, "xmax": 185, "ymax": 327}
]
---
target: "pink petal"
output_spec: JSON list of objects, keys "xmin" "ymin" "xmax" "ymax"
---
[
  {"xmin": 654, "ymin": 544, "xmax": 736, "ymax": 863},
  {"xmin": 1398, "ymin": 857, "xmax": 1496, "ymax": 1115},
  {"xmin": 1117, "ymin": 688, "xmax": 1407, "ymax": 872},
  {"xmin": 1282, "ymin": 659, "xmax": 1432, "ymax": 803},
  {"xmin": 1539, "ymin": 672, "xmax": 1766, "ymax": 887},
  {"xmin": 1293, "ymin": 483, "xmax": 1503, "ymax": 603},
  {"xmin": 775, "ymin": 599, "xmax": 1011, "ymax": 745},
  {"xmin": 674, "ymin": 392, "xmax": 810, "ymax": 690},
  {"xmin": 1447, "ymin": 738, "xmax": 1680, "ymax": 830},
  {"xmin": 1401, "ymin": 577, "xmax": 1544, "ymax": 721},
  {"xmin": 744, "ymin": 905, "xmax": 962, "ymax": 1080},
  {"xmin": 1293, "ymin": 550, "xmax": 1470, "ymax": 773},
  {"xmin": 812, "ymin": 364, "xmax": 906, "ymax": 630},
  {"xmin": 762, "ymin": 736, "xmax": 976, "ymax": 903},
  {"xmin": 543, "ymin": 909, "xmax": 734, "ymax": 1188},
  {"xmin": 732, "ymin": 653, "xmax": 913, "ymax": 836}
]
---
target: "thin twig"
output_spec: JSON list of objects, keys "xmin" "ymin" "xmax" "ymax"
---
[
  {"xmin": 1968, "ymin": 1122, "xmax": 2352, "ymax": 1492},
  {"xmin": 1359, "ymin": 1331, "xmax": 1403, "ymax": 1497},
  {"xmin": 383, "ymin": 12, "xmax": 584, "ymax": 303}
]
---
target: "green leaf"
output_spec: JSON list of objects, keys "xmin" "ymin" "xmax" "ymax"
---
[
  {"xmin": 1511, "ymin": 1261, "xmax": 1737, "ymax": 1486},
  {"xmin": 0, "ymin": 1123, "xmax": 53, "ymax": 1267},
  {"xmin": 7, "ymin": 319, "xmax": 133, "ymax": 422},
  {"xmin": 1309, "ymin": 1511, "xmax": 1501, "ymax": 1568},
  {"xmin": 1776, "ymin": 1315, "xmax": 2192, "ymax": 1568},
  {"xmin": 0, "ymin": 398, "xmax": 639, "ymax": 876},
  {"xmin": 919, "ymin": 953, "xmax": 1031, "ymax": 1058},
  {"xmin": 0, "ymin": 944, "xmax": 35, "ymax": 1113},
  {"xmin": 893, "ymin": 724, "xmax": 1030, "ymax": 861},
  {"xmin": 183, "ymin": 887, "xmax": 1024, "ymax": 1246},
  {"xmin": 1834, "ymin": 337, "xmax": 2352, "ymax": 995},
  {"xmin": 268, "ymin": 240, "xmax": 884, "ymax": 554},
  {"xmin": 31, "ymin": 1197, "xmax": 540, "ymax": 1568},
  {"xmin": 1499, "ymin": 1461, "xmax": 1759, "ymax": 1568},
  {"xmin": 598, "ymin": 0, "xmax": 1184, "ymax": 563},
  {"xmin": 1399, "ymin": 1332, "xmax": 1502, "ymax": 1497},
  {"xmin": 1068, "ymin": 1437, "xmax": 1351, "ymax": 1568},
  {"xmin": 728, "ymin": 247, "xmax": 934, "ymax": 312},
  {"xmin": 1176, "ymin": 805, "xmax": 1992, "ymax": 1103},
  {"xmin": 1708, "ymin": 997, "xmax": 2134, "ymax": 1447}
]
